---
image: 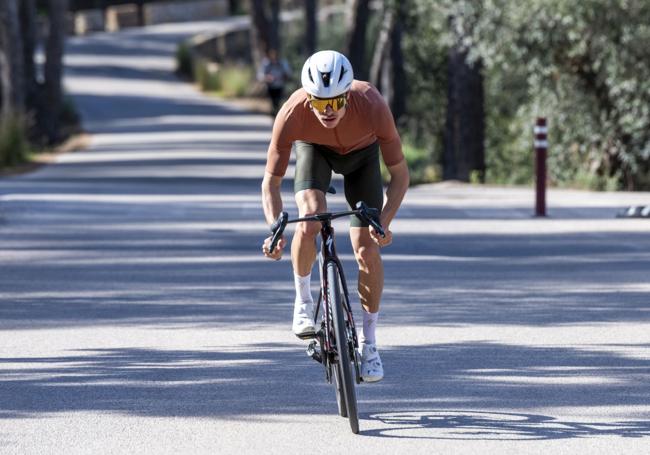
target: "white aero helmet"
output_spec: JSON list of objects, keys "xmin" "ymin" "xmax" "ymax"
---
[{"xmin": 301, "ymin": 50, "xmax": 354, "ymax": 98}]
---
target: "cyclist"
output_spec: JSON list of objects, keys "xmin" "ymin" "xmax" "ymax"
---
[{"xmin": 261, "ymin": 50, "xmax": 409, "ymax": 382}]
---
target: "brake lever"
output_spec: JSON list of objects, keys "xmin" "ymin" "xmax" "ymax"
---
[
  {"xmin": 268, "ymin": 212, "xmax": 288, "ymax": 253},
  {"xmin": 369, "ymin": 218, "xmax": 386, "ymax": 238},
  {"xmin": 355, "ymin": 202, "xmax": 385, "ymax": 238}
]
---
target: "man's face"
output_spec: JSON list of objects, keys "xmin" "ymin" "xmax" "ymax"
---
[
  {"xmin": 312, "ymin": 104, "xmax": 346, "ymax": 128},
  {"xmin": 308, "ymin": 94, "xmax": 347, "ymax": 129}
]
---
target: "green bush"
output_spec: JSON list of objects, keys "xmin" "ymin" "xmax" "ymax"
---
[
  {"xmin": 215, "ymin": 65, "xmax": 254, "ymax": 97},
  {"xmin": 572, "ymin": 169, "xmax": 621, "ymax": 192},
  {"xmin": 381, "ymin": 141, "xmax": 440, "ymax": 186},
  {"xmin": 194, "ymin": 59, "xmax": 221, "ymax": 92},
  {"xmin": 0, "ymin": 115, "xmax": 31, "ymax": 168},
  {"xmin": 402, "ymin": 142, "xmax": 440, "ymax": 185},
  {"xmin": 176, "ymin": 42, "xmax": 194, "ymax": 79},
  {"xmin": 191, "ymin": 58, "xmax": 253, "ymax": 97}
]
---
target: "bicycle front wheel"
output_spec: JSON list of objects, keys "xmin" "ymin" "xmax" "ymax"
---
[{"xmin": 327, "ymin": 262, "xmax": 359, "ymax": 434}]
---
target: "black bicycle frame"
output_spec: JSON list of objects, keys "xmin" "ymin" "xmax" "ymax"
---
[
  {"xmin": 316, "ymin": 220, "xmax": 359, "ymax": 359},
  {"xmin": 267, "ymin": 201, "xmax": 383, "ymax": 364}
]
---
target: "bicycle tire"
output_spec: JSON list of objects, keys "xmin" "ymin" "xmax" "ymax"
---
[
  {"xmin": 327, "ymin": 262, "xmax": 359, "ymax": 434},
  {"xmin": 332, "ymin": 361, "xmax": 347, "ymax": 417}
]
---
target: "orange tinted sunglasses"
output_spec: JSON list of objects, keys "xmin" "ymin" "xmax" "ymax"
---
[{"xmin": 307, "ymin": 94, "xmax": 347, "ymax": 113}]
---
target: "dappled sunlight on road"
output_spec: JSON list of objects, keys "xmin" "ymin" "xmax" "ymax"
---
[{"xmin": 0, "ymin": 14, "xmax": 649, "ymax": 452}]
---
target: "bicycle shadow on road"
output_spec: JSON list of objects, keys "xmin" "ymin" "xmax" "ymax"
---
[
  {"xmin": 361, "ymin": 409, "xmax": 650, "ymax": 440},
  {"xmin": 353, "ymin": 341, "xmax": 650, "ymax": 441}
]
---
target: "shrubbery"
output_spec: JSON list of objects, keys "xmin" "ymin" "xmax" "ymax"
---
[
  {"xmin": 410, "ymin": 0, "xmax": 650, "ymax": 190},
  {"xmin": 177, "ymin": 1, "xmax": 650, "ymax": 190},
  {"xmin": 0, "ymin": 116, "xmax": 31, "ymax": 169},
  {"xmin": 176, "ymin": 44, "xmax": 255, "ymax": 98}
]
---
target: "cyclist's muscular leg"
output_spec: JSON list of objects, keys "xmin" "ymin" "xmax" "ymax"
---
[
  {"xmin": 292, "ymin": 189, "xmax": 327, "ymax": 276},
  {"xmin": 350, "ymin": 227, "xmax": 384, "ymax": 313}
]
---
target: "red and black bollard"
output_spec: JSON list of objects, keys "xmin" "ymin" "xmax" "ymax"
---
[{"xmin": 534, "ymin": 117, "xmax": 548, "ymax": 217}]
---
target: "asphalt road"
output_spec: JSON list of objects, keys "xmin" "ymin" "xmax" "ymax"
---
[{"xmin": 1, "ymin": 19, "xmax": 649, "ymax": 454}]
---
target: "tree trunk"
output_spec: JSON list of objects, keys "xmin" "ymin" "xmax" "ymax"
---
[
  {"xmin": 345, "ymin": 0, "xmax": 370, "ymax": 80},
  {"xmin": 135, "ymin": 0, "xmax": 146, "ymax": 27},
  {"xmin": 43, "ymin": 0, "xmax": 69, "ymax": 144},
  {"xmin": 250, "ymin": 0, "xmax": 270, "ymax": 69},
  {"xmin": 389, "ymin": 1, "xmax": 406, "ymax": 123},
  {"xmin": 443, "ymin": 46, "xmax": 485, "ymax": 182},
  {"xmin": 102, "ymin": 7, "xmax": 109, "ymax": 32},
  {"xmin": 369, "ymin": 1, "xmax": 393, "ymax": 88},
  {"xmin": 249, "ymin": 0, "xmax": 281, "ymax": 70},
  {"xmin": 304, "ymin": 0, "xmax": 318, "ymax": 56},
  {"xmin": 228, "ymin": 0, "xmax": 241, "ymax": 15},
  {"xmin": 0, "ymin": 7, "xmax": 11, "ymax": 119},
  {"xmin": 0, "ymin": 51, "xmax": 11, "ymax": 120},
  {"xmin": 369, "ymin": 0, "xmax": 406, "ymax": 124},
  {"xmin": 269, "ymin": 0, "xmax": 280, "ymax": 52},
  {"xmin": 0, "ymin": 0, "xmax": 25, "ymax": 113},
  {"xmin": 19, "ymin": 0, "xmax": 38, "ymax": 114}
]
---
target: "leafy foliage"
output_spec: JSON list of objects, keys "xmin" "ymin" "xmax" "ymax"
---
[
  {"xmin": 178, "ymin": 1, "xmax": 650, "ymax": 190},
  {"xmin": 215, "ymin": 65, "xmax": 255, "ymax": 97},
  {"xmin": 396, "ymin": 2, "xmax": 448, "ymax": 181},
  {"xmin": 175, "ymin": 42, "xmax": 194, "ymax": 79},
  {"xmin": 404, "ymin": 0, "xmax": 650, "ymax": 189},
  {"xmin": 0, "ymin": 115, "xmax": 31, "ymax": 168},
  {"xmin": 191, "ymin": 58, "xmax": 254, "ymax": 97}
]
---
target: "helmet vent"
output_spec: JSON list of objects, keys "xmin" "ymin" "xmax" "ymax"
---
[
  {"xmin": 338, "ymin": 67, "xmax": 347, "ymax": 82},
  {"xmin": 321, "ymin": 72, "xmax": 331, "ymax": 87}
]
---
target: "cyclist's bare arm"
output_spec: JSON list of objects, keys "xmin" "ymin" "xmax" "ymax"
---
[
  {"xmin": 262, "ymin": 171, "xmax": 283, "ymax": 224},
  {"xmin": 261, "ymin": 171, "xmax": 286, "ymax": 259},
  {"xmin": 369, "ymin": 159, "xmax": 409, "ymax": 246},
  {"xmin": 382, "ymin": 159, "xmax": 409, "ymax": 226}
]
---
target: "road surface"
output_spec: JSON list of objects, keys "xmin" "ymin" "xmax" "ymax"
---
[{"xmin": 1, "ymin": 19, "xmax": 649, "ymax": 454}]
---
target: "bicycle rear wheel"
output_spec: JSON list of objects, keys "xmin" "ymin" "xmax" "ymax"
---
[{"xmin": 327, "ymin": 262, "xmax": 359, "ymax": 434}]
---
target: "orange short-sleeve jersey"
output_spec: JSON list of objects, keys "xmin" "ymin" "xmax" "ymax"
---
[{"xmin": 265, "ymin": 80, "xmax": 404, "ymax": 177}]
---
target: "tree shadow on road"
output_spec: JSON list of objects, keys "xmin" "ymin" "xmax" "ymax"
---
[
  {"xmin": 0, "ymin": 341, "xmax": 648, "ymax": 442},
  {"xmin": 0, "ymin": 344, "xmax": 333, "ymax": 419},
  {"xmin": 1, "ymin": 229, "xmax": 649, "ymax": 330}
]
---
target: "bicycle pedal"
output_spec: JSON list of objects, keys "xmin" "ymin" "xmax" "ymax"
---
[
  {"xmin": 296, "ymin": 331, "xmax": 316, "ymax": 340},
  {"xmin": 306, "ymin": 341, "xmax": 322, "ymax": 363}
]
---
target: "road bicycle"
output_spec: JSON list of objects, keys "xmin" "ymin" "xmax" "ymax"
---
[{"xmin": 268, "ymin": 199, "xmax": 385, "ymax": 434}]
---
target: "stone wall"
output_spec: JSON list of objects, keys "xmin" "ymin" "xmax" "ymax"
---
[
  {"xmin": 73, "ymin": 0, "xmax": 229, "ymax": 34},
  {"xmin": 185, "ymin": 3, "xmax": 347, "ymax": 66},
  {"xmin": 189, "ymin": 22, "xmax": 252, "ymax": 65},
  {"xmin": 106, "ymin": 5, "xmax": 140, "ymax": 31},
  {"xmin": 145, "ymin": 0, "xmax": 228, "ymax": 25},
  {"xmin": 73, "ymin": 9, "xmax": 104, "ymax": 35}
]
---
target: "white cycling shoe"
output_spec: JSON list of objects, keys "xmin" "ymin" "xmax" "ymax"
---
[
  {"xmin": 359, "ymin": 342, "xmax": 384, "ymax": 382},
  {"xmin": 292, "ymin": 301, "xmax": 316, "ymax": 339}
]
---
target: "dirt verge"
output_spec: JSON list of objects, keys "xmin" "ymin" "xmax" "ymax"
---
[{"xmin": 0, "ymin": 133, "xmax": 92, "ymax": 178}]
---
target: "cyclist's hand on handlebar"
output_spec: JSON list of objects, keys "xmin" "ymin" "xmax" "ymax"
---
[
  {"xmin": 369, "ymin": 225, "xmax": 392, "ymax": 247},
  {"xmin": 262, "ymin": 235, "xmax": 286, "ymax": 260}
]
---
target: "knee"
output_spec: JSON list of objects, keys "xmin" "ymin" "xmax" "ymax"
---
[
  {"xmin": 354, "ymin": 244, "xmax": 380, "ymax": 269},
  {"xmin": 295, "ymin": 220, "xmax": 321, "ymax": 238}
]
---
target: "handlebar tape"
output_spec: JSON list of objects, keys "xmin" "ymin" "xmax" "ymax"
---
[
  {"xmin": 269, "ymin": 211, "xmax": 288, "ymax": 253},
  {"xmin": 355, "ymin": 202, "xmax": 385, "ymax": 238}
]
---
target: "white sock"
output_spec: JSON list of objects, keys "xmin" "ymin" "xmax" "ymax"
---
[
  {"xmin": 294, "ymin": 273, "xmax": 313, "ymax": 307},
  {"xmin": 361, "ymin": 309, "xmax": 379, "ymax": 345}
]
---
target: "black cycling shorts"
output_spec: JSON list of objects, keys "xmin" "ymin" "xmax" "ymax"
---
[{"xmin": 293, "ymin": 140, "xmax": 383, "ymax": 227}]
